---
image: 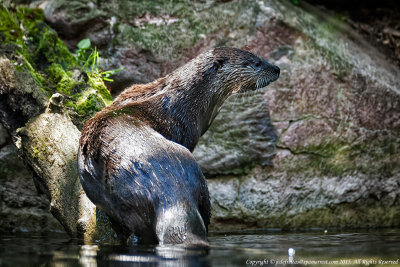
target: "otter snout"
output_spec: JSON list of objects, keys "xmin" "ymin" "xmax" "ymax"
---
[
  {"xmin": 254, "ymin": 60, "xmax": 280, "ymax": 89},
  {"xmin": 271, "ymin": 64, "xmax": 280, "ymax": 80},
  {"xmin": 265, "ymin": 61, "xmax": 280, "ymax": 82}
]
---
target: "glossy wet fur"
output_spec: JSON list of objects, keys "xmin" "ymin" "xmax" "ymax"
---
[{"xmin": 78, "ymin": 47, "xmax": 279, "ymax": 246}]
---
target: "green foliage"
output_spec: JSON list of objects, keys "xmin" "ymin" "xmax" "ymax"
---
[
  {"xmin": 75, "ymin": 38, "xmax": 91, "ymax": 66},
  {"xmin": 75, "ymin": 38, "xmax": 124, "ymax": 82}
]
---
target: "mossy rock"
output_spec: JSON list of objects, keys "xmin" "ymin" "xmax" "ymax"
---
[{"xmin": 0, "ymin": 5, "xmax": 112, "ymax": 128}]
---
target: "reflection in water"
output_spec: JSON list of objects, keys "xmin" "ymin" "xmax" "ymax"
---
[
  {"xmin": 108, "ymin": 254, "xmax": 154, "ymax": 262},
  {"xmin": 74, "ymin": 242, "xmax": 210, "ymax": 267},
  {"xmin": 288, "ymin": 247, "xmax": 295, "ymax": 263},
  {"xmin": 1, "ymin": 229, "xmax": 400, "ymax": 266},
  {"xmin": 79, "ymin": 245, "xmax": 98, "ymax": 266}
]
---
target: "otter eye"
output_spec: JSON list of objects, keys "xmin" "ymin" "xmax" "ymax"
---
[
  {"xmin": 249, "ymin": 59, "xmax": 263, "ymax": 71},
  {"xmin": 215, "ymin": 59, "xmax": 224, "ymax": 69}
]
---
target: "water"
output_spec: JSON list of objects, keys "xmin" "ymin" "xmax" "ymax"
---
[{"xmin": 1, "ymin": 229, "xmax": 400, "ymax": 266}]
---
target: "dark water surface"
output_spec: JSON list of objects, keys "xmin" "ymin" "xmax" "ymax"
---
[{"xmin": 1, "ymin": 229, "xmax": 400, "ymax": 266}]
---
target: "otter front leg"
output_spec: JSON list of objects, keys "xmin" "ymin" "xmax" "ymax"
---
[
  {"xmin": 108, "ymin": 216, "xmax": 158, "ymax": 245},
  {"xmin": 105, "ymin": 215, "xmax": 131, "ymax": 245},
  {"xmin": 156, "ymin": 204, "xmax": 208, "ymax": 246}
]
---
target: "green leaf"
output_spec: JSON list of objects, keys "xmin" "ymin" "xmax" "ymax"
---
[
  {"xmin": 77, "ymin": 38, "xmax": 91, "ymax": 49},
  {"xmin": 102, "ymin": 67, "xmax": 125, "ymax": 76}
]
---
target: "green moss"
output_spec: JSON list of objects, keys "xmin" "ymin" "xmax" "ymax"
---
[
  {"xmin": 71, "ymin": 94, "xmax": 103, "ymax": 117},
  {"xmin": 0, "ymin": 6, "xmax": 42, "ymax": 47},
  {"xmin": 31, "ymin": 145, "xmax": 47, "ymax": 161},
  {"xmin": 115, "ymin": 0, "xmax": 257, "ymax": 59},
  {"xmin": 87, "ymin": 74, "xmax": 113, "ymax": 105},
  {"xmin": 47, "ymin": 63, "xmax": 77, "ymax": 95},
  {"xmin": 18, "ymin": 53, "xmax": 47, "ymax": 85},
  {"xmin": 54, "ymin": 187, "xmax": 61, "ymax": 199},
  {"xmin": 0, "ymin": 6, "xmax": 113, "ymax": 127},
  {"xmin": 63, "ymin": 73, "xmax": 112, "ymax": 122},
  {"xmin": 34, "ymin": 29, "xmax": 76, "ymax": 70},
  {"xmin": 0, "ymin": 6, "xmax": 73, "ymax": 86},
  {"xmin": 278, "ymin": 136, "xmax": 400, "ymax": 177}
]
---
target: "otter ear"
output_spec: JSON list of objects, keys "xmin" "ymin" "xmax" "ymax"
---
[{"xmin": 204, "ymin": 59, "xmax": 225, "ymax": 76}]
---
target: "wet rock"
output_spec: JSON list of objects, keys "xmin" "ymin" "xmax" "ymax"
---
[
  {"xmin": 0, "ymin": 8, "xmax": 115, "ymax": 239},
  {"xmin": 209, "ymin": 167, "xmax": 400, "ymax": 230},
  {"xmin": 40, "ymin": 0, "xmax": 111, "ymax": 49},
  {"xmin": 194, "ymin": 90, "xmax": 277, "ymax": 176},
  {"xmin": 279, "ymin": 118, "xmax": 335, "ymax": 152},
  {"xmin": 0, "ymin": 58, "xmax": 47, "ymax": 134},
  {"xmin": 0, "ymin": 143, "xmax": 63, "ymax": 233},
  {"xmin": 204, "ymin": 0, "xmax": 400, "ymax": 230},
  {"xmin": 0, "ymin": 124, "xmax": 8, "ymax": 147},
  {"xmin": 100, "ymin": 47, "xmax": 163, "ymax": 94}
]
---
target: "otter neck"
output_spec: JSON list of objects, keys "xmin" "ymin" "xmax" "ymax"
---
[
  {"xmin": 113, "ymin": 73, "xmax": 230, "ymax": 152},
  {"xmin": 143, "ymin": 77, "xmax": 229, "ymax": 152}
]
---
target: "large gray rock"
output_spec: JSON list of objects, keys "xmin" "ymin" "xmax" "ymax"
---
[
  {"xmin": 197, "ymin": 0, "xmax": 400, "ymax": 229},
  {"xmin": 0, "ymin": 143, "xmax": 63, "ymax": 233},
  {"xmin": 194, "ymin": 90, "xmax": 277, "ymax": 176},
  {"xmin": 209, "ymin": 168, "xmax": 400, "ymax": 230}
]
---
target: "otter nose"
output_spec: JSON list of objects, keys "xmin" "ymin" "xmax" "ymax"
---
[{"xmin": 273, "ymin": 65, "xmax": 280, "ymax": 77}]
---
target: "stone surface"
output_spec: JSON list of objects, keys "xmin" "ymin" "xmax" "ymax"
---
[
  {"xmin": 209, "ymin": 167, "xmax": 400, "ymax": 230},
  {"xmin": 0, "ymin": 57, "xmax": 47, "ymax": 134},
  {"xmin": 197, "ymin": 0, "xmax": 400, "ymax": 229},
  {"xmin": 193, "ymin": 90, "xmax": 277, "ymax": 176},
  {"xmin": 14, "ymin": 94, "xmax": 117, "ymax": 242},
  {"xmin": 0, "ymin": 8, "xmax": 116, "ymax": 239},
  {"xmin": 15, "ymin": 94, "xmax": 89, "ymax": 236},
  {"xmin": 0, "ymin": 123, "xmax": 8, "ymax": 147},
  {"xmin": 0, "ymin": 143, "xmax": 63, "ymax": 233}
]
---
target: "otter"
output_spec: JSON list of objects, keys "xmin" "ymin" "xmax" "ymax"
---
[{"xmin": 78, "ymin": 47, "xmax": 280, "ymax": 246}]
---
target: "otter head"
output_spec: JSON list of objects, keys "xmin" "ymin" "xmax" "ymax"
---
[
  {"xmin": 124, "ymin": 47, "xmax": 280, "ymax": 151},
  {"xmin": 188, "ymin": 47, "xmax": 280, "ymax": 137},
  {"xmin": 208, "ymin": 47, "xmax": 280, "ymax": 95}
]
